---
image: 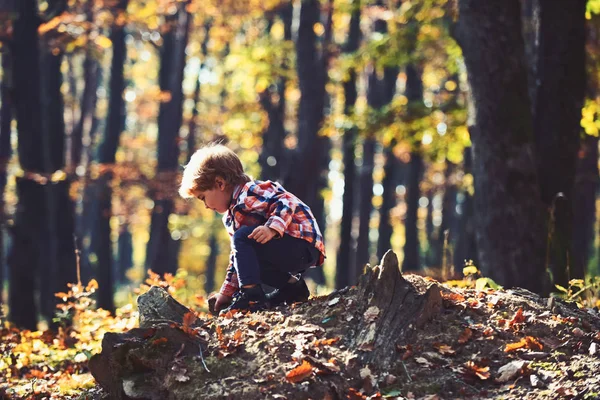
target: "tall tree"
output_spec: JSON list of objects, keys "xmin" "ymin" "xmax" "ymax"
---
[
  {"xmin": 376, "ymin": 139, "xmax": 399, "ymax": 261},
  {"xmin": 146, "ymin": 3, "xmax": 191, "ymax": 275},
  {"xmin": 456, "ymin": 0, "xmax": 547, "ymax": 293},
  {"xmin": 335, "ymin": 0, "xmax": 361, "ymax": 289},
  {"xmin": 0, "ymin": 49, "xmax": 13, "ymax": 304},
  {"xmin": 94, "ymin": 0, "xmax": 129, "ymax": 312},
  {"xmin": 282, "ymin": 0, "xmax": 331, "ymax": 212},
  {"xmin": 401, "ymin": 63, "xmax": 424, "ymax": 272},
  {"xmin": 8, "ymin": 0, "xmax": 48, "ymax": 329},
  {"xmin": 355, "ymin": 7, "xmax": 398, "ymax": 273},
  {"xmin": 259, "ymin": 4, "xmax": 292, "ymax": 182},
  {"xmin": 532, "ymin": 0, "xmax": 586, "ymax": 286}
]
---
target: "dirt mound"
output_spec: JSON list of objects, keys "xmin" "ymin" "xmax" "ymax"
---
[{"xmin": 89, "ymin": 251, "xmax": 600, "ymax": 399}]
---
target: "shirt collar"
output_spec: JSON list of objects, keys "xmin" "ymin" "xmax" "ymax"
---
[{"xmin": 229, "ymin": 183, "xmax": 244, "ymax": 209}]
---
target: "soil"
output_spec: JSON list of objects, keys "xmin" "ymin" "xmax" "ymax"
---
[{"xmin": 88, "ymin": 273, "xmax": 600, "ymax": 400}]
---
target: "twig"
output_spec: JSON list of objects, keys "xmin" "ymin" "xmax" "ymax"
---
[
  {"xmin": 401, "ymin": 361, "xmax": 412, "ymax": 382},
  {"xmin": 199, "ymin": 345, "xmax": 210, "ymax": 373}
]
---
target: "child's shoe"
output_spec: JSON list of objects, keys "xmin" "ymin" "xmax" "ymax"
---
[
  {"xmin": 220, "ymin": 285, "xmax": 268, "ymax": 314},
  {"xmin": 266, "ymin": 278, "xmax": 310, "ymax": 306}
]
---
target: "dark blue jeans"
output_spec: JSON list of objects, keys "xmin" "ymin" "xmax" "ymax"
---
[{"xmin": 231, "ymin": 225, "xmax": 320, "ymax": 289}]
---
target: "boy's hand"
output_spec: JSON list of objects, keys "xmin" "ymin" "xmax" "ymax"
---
[
  {"xmin": 209, "ymin": 293, "xmax": 232, "ymax": 314},
  {"xmin": 248, "ymin": 225, "xmax": 278, "ymax": 244}
]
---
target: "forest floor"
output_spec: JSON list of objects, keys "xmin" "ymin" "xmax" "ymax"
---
[{"xmin": 3, "ymin": 274, "xmax": 600, "ymax": 399}]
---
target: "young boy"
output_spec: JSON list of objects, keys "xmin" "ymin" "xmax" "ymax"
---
[{"xmin": 179, "ymin": 144, "xmax": 326, "ymax": 313}]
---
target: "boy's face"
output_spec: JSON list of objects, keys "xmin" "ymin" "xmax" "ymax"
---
[{"xmin": 194, "ymin": 177, "xmax": 232, "ymax": 213}]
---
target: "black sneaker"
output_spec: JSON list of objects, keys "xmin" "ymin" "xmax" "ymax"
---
[
  {"xmin": 220, "ymin": 285, "xmax": 268, "ymax": 314},
  {"xmin": 266, "ymin": 278, "xmax": 310, "ymax": 306}
]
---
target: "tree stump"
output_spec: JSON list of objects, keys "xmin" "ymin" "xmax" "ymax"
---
[
  {"xmin": 89, "ymin": 287, "xmax": 205, "ymax": 399},
  {"xmin": 352, "ymin": 250, "xmax": 443, "ymax": 370}
]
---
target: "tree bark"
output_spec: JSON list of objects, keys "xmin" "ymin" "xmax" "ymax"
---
[
  {"xmin": 258, "ymin": 4, "xmax": 292, "ymax": 182},
  {"xmin": 94, "ymin": 0, "xmax": 129, "ymax": 312},
  {"xmin": 0, "ymin": 50, "xmax": 12, "ymax": 305},
  {"xmin": 533, "ymin": 0, "xmax": 586, "ymax": 286},
  {"xmin": 376, "ymin": 140, "xmax": 398, "ymax": 262},
  {"xmin": 147, "ymin": 5, "xmax": 191, "ymax": 276},
  {"xmin": 8, "ymin": 0, "xmax": 46, "ymax": 329},
  {"xmin": 456, "ymin": 0, "xmax": 547, "ymax": 294},
  {"xmin": 571, "ymin": 135, "xmax": 598, "ymax": 280},
  {"xmin": 335, "ymin": 0, "xmax": 361, "ymax": 289}
]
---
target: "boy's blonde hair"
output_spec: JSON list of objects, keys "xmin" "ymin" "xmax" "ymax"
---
[{"xmin": 179, "ymin": 144, "xmax": 251, "ymax": 198}]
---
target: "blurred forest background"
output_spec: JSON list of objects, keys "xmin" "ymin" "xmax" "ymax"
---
[{"xmin": 0, "ymin": 0, "xmax": 599, "ymax": 330}]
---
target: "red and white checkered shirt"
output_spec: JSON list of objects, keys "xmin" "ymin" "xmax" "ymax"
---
[{"xmin": 219, "ymin": 180, "xmax": 326, "ymax": 297}]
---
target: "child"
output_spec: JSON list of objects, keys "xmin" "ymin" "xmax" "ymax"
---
[{"xmin": 179, "ymin": 143, "xmax": 326, "ymax": 313}]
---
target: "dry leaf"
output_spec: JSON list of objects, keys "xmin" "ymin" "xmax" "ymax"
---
[
  {"xmin": 464, "ymin": 361, "xmax": 490, "ymax": 380},
  {"xmin": 314, "ymin": 337, "xmax": 340, "ymax": 347},
  {"xmin": 509, "ymin": 308, "xmax": 526, "ymax": 327},
  {"xmin": 443, "ymin": 292, "xmax": 466, "ymax": 303},
  {"xmin": 504, "ymin": 336, "xmax": 543, "ymax": 352},
  {"xmin": 434, "ymin": 343, "xmax": 456, "ymax": 356},
  {"xmin": 363, "ymin": 306, "xmax": 380, "ymax": 323},
  {"xmin": 285, "ymin": 360, "xmax": 313, "ymax": 383},
  {"xmin": 458, "ymin": 328, "xmax": 473, "ymax": 344}
]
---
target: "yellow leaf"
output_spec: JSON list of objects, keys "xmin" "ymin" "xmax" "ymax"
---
[{"xmin": 95, "ymin": 35, "xmax": 113, "ymax": 49}]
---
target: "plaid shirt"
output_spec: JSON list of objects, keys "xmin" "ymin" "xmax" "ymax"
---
[{"xmin": 219, "ymin": 180, "xmax": 326, "ymax": 297}]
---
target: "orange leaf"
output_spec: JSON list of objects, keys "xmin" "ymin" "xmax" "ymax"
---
[
  {"xmin": 458, "ymin": 328, "xmax": 473, "ymax": 344},
  {"xmin": 434, "ymin": 343, "xmax": 456, "ymax": 356},
  {"xmin": 509, "ymin": 308, "xmax": 526, "ymax": 327},
  {"xmin": 233, "ymin": 329, "xmax": 243, "ymax": 342},
  {"xmin": 524, "ymin": 336, "xmax": 543, "ymax": 350},
  {"xmin": 314, "ymin": 337, "xmax": 340, "ymax": 347},
  {"xmin": 152, "ymin": 337, "xmax": 168, "ymax": 346},
  {"xmin": 286, "ymin": 360, "xmax": 313, "ymax": 383},
  {"xmin": 464, "ymin": 361, "xmax": 490, "ymax": 380},
  {"xmin": 182, "ymin": 311, "xmax": 197, "ymax": 332},
  {"xmin": 443, "ymin": 292, "xmax": 466, "ymax": 303}
]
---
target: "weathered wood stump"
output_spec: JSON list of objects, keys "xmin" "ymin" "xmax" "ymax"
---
[
  {"xmin": 89, "ymin": 287, "xmax": 206, "ymax": 399},
  {"xmin": 352, "ymin": 250, "xmax": 443, "ymax": 370}
]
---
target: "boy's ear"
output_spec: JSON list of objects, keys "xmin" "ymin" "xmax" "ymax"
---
[{"xmin": 215, "ymin": 176, "xmax": 226, "ymax": 190}]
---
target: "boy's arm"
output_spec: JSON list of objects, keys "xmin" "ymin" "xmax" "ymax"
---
[
  {"xmin": 247, "ymin": 182, "xmax": 298, "ymax": 237},
  {"xmin": 219, "ymin": 251, "xmax": 239, "ymax": 297}
]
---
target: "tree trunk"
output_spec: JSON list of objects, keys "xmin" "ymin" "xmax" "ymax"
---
[
  {"xmin": 432, "ymin": 160, "xmax": 456, "ymax": 267},
  {"xmin": 40, "ymin": 43, "xmax": 77, "ymax": 324},
  {"xmin": 258, "ymin": 4, "xmax": 292, "ymax": 182},
  {"xmin": 376, "ymin": 140, "xmax": 398, "ymax": 262},
  {"xmin": 335, "ymin": 0, "xmax": 361, "ymax": 289},
  {"xmin": 147, "ymin": 5, "xmax": 191, "ymax": 276},
  {"xmin": 0, "ymin": 50, "xmax": 12, "ymax": 304},
  {"xmin": 401, "ymin": 63, "xmax": 424, "ymax": 272},
  {"xmin": 456, "ymin": 0, "xmax": 547, "ymax": 294},
  {"xmin": 116, "ymin": 224, "xmax": 133, "ymax": 283},
  {"xmin": 402, "ymin": 152, "xmax": 422, "ymax": 271},
  {"xmin": 453, "ymin": 146, "xmax": 477, "ymax": 271},
  {"xmin": 204, "ymin": 226, "xmax": 219, "ymax": 294},
  {"xmin": 355, "ymin": 136, "xmax": 376, "ymax": 272},
  {"xmin": 282, "ymin": 0, "xmax": 329, "ymax": 211},
  {"xmin": 8, "ymin": 0, "xmax": 46, "ymax": 329},
  {"xmin": 571, "ymin": 135, "xmax": 598, "ymax": 280},
  {"xmin": 94, "ymin": 0, "xmax": 129, "ymax": 312},
  {"xmin": 533, "ymin": 0, "xmax": 586, "ymax": 286}
]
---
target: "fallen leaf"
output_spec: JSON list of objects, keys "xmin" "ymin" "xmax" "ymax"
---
[
  {"xmin": 509, "ymin": 308, "xmax": 526, "ymax": 328},
  {"xmin": 151, "ymin": 337, "xmax": 168, "ymax": 346},
  {"xmin": 443, "ymin": 292, "xmax": 466, "ymax": 303},
  {"xmin": 314, "ymin": 337, "xmax": 340, "ymax": 347},
  {"xmin": 458, "ymin": 328, "xmax": 473, "ymax": 344},
  {"xmin": 415, "ymin": 357, "xmax": 432, "ymax": 367},
  {"xmin": 464, "ymin": 361, "xmax": 490, "ymax": 380},
  {"xmin": 286, "ymin": 360, "xmax": 313, "ymax": 383},
  {"xmin": 591, "ymin": 342, "xmax": 598, "ymax": 356},
  {"xmin": 363, "ymin": 306, "xmax": 380, "ymax": 323},
  {"xmin": 433, "ymin": 343, "xmax": 456, "ymax": 356},
  {"xmin": 328, "ymin": 298, "xmax": 340, "ymax": 306},
  {"xmin": 504, "ymin": 336, "xmax": 543, "ymax": 352}
]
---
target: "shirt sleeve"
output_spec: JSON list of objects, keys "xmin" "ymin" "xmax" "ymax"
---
[
  {"xmin": 246, "ymin": 182, "xmax": 298, "ymax": 237},
  {"xmin": 219, "ymin": 250, "xmax": 239, "ymax": 297}
]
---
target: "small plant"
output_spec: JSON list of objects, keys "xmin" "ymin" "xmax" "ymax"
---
[{"xmin": 553, "ymin": 277, "xmax": 600, "ymax": 308}]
